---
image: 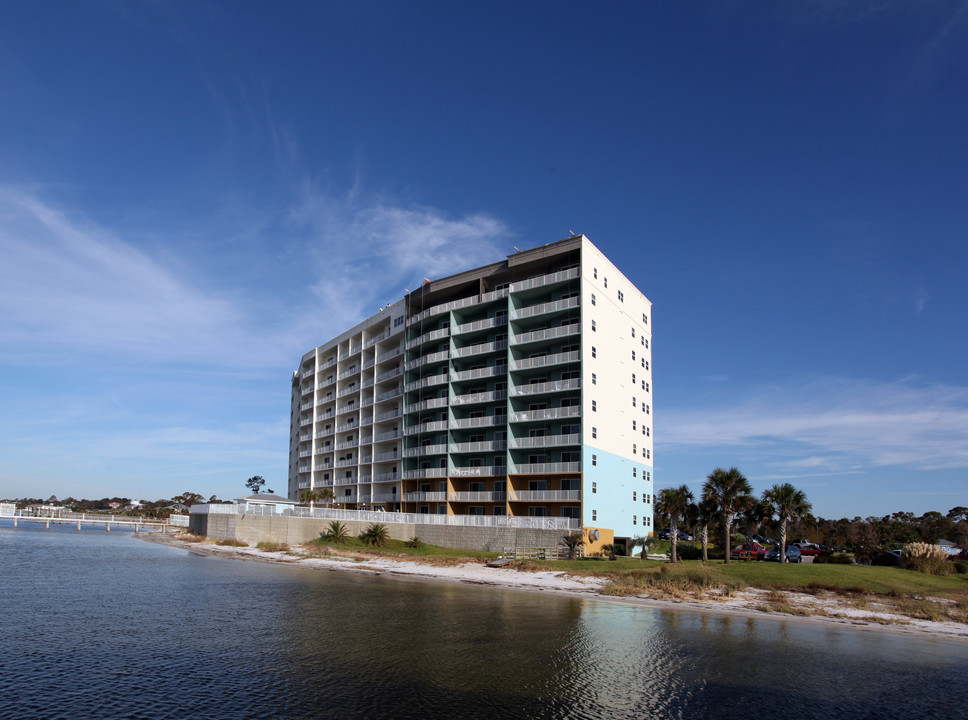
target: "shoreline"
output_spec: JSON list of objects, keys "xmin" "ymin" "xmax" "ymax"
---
[{"xmin": 142, "ymin": 532, "xmax": 968, "ymax": 644}]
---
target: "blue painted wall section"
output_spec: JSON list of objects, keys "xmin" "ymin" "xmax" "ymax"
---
[{"xmin": 583, "ymin": 445, "xmax": 653, "ymax": 539}]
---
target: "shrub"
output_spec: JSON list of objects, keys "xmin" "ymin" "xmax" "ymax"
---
[
  {"xmin": 815, "ymin": 552, "xmax": 853, "ymax": 564},
  {"xmin": 953, "ymin": 560, "xmax": 968, "ymax": 575},
  {"xmin": 179, "ymin": 532, "xmax": 206, "ymax": 543},
  {"xmin": 900, "ymin": 542, "xmax": 951, "ymax": 576},
  {"xmin": 360, "ymin": 523, "xmax": 390, "ymax": 547},
  {"xmin": 215, "ymin": 538, "xmax": 248, "ymax": 547},
  {"xmin": 405, "ymin": 536, "xmax": 423, "ymax": 548},
  {"xmin": 256, "ymin": 541, "xmax": 289, "ymax": 553},
  {"xmin": 320, "ymin": 520, "xmax": 350, "ymax": 544},
  {"xmin": 675, "ymin": 544, "xmax": 703, "ymax": 561}
]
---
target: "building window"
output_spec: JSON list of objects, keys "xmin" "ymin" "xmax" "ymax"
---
[
  {"xmin": 633, "ymin": 491, "xmax": 637, "ymax": 501},
  {"xmin": 632, "ymin": 373, "xmax": 636, "ymax": 384},
  {"xmin": 592, "ymin": 373, "xmax": 597, "ymax": 385},
  {"xmin": 592, "ymin": 482, "xmax": 597, "ymax": 493},
  {"xmin": 592, "ymin": 426, "xmax": 597, "ymax": 438},
  {"xmin": 647, "ymin": 516, "xmax": 651, "ymax": 527},
  {"xmin": 393, "ymin": 316, "xmax": 404, "ymax": 327},
  {"xmin": 646, "ymin": 405, "xmax": 650, "ymax": 414},
  {"xmin": 645, "ymin": 360, "xmax": 649, "ymax": 370},
  {"xmin": 592, "ymin": 400, "xmax": 597, "ymax": 412},
  {"xmin": 631, "ymin": 327, "xmax": 635, "ymax": 337},
  {"xmin": 633, "ymin": 443, "xmax": 637, "ymax": 454},
  {"xmin": 647, "ymin": 426, "xmax": 650, "ymax": 437},
  {"xmin": 646, "ymin": 471, "xmax": 651, "ymax": 481},
  {"xmin": 618, "ymin": 290, "xmax": 624, "ymax": 302},
  {"xmin": 643, "ymin": 313, "xmax": 648, "ymax": 324},
  {"xmin": 592, "ymin": 509, "xmax": 597, "ymax": 521},
  {"xmin": 592, "ymin": 454, "xmax": 597, "ymax": 466},
  {"xmin": 591, "ymin": 293, "xmax": 596, "ymax": 305},
  {"xmin": 645, "ymin": 382, "xmax": 650, "ymax": 392},
  {"xmin": 594, "ymin": 268, "xmax": 598, "ymax": 279},
  {"xmin": 632, "ymin": 397, "xmax": 636, "ymax": 407},
  {"xmin": 633, "ymin": 467, "xmax": 637, "ymax": 477},
  {"xmin": 646, "ymin": 449, "xmax": 651, "ymax": 459},
  {"xmin": 604, "ymin": 278, "xmax": 608, "ymax": 288},
  {"xmin": 591, "ymin": 346, "xmax": 597, "ymax": 358},
  {"xmin": 644, "ymin": 338, "xmax": 649, "ymax": 349},
  {"xmin": 591, "ymin": 320, "xmax": 597, "ymax": 332}
]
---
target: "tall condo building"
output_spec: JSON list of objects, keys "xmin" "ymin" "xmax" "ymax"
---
[{"xmin": 289, "ymin": 235, "xmax": 654, "ymax": 547}]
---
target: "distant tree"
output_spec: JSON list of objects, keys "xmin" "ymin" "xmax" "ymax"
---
[
  {"xmin": 702, "ymin": 467, "xmax": 753, "ymax": 565},
  {"xmin": 762, "ymin": 483, "xmax": 812, "ymax": 563},
  {"xmin": 657, "ymin": 485, "xmax": 694, "ymax": 563},
  {"xmin": 318, "ymin": 488, "xmax": 335, "ymax": 507},
  {"xmin": 947, "ymin": 506, "xmax": 968, "ymax": 523},
  {"xmin": 560, "ymin": 531, "xmax": 585, "ymax": 560},
  {"xmin": 245, "ymin": 476, "xmax": 266, "ymax": 494},
  {"xmin": 629, "ymin": 534, "xmax": 654, "ymax": 560},
  {"xmin": 172, "ymin": 492, "xmax": 204, "ymax": 507}
]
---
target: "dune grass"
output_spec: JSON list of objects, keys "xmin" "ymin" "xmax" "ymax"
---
[{"xmin": 308, "ymin": 535, "xmax": 497, "ymax": 559}]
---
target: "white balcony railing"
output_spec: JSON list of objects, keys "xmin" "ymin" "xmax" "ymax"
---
[
  {"xmin": 510, "ymin": 434, "xmax": 580, "ymax": 449},
  {"xmin": 512, "ymin": 324, "xmax": 579, "ymax": 345},
  {"xmin": 509, "ymin": 351, "xmax": 580, "ymax": 372},
  {"xmin": 509, "ymin": 489, "xmax": 581, "ymax": 502},
  {"xmin": 510, "ymin": 407, "xmax": 580, "ymax": 423},
  {"xmin": 509, "ymin": 267, "xmax": 580, "ymax": 293},
  {"xmin": 510, "ymin": 462, "xmax": 581, "ymax": 474}
]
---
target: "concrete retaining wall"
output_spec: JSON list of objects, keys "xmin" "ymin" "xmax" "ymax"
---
[{"xmin": 189, "ymin": 513, "xmax": 564, "ymax": 552}]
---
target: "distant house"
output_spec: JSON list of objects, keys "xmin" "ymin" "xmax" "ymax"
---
[
  {"xmin": 234, "ymin": 493, "xmax": 299, "ymax": 515},
  {"xmin": 936, "ymin": 539, "xmax": 963, "ymax": 557}
]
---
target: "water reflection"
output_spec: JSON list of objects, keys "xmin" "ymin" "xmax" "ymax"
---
[{"xmin": 1, "ymin": 524, "xmax": 966, "ymax": 720}]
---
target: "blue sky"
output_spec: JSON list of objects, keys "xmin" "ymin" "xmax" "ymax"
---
[{"xmin": 1, "ymin": 1, "xmax": 966, "ymax": 518}]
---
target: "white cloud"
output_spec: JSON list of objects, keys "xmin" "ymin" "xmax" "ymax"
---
[{"xmin": 660, "ymin": 377, "xmax": 968, "ymax": 472}]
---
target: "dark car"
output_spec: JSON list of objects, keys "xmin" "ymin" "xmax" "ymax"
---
[
  {"xmin": 658, "ymin": 528, "xmax": 694, "ymax": 541},
  {"xmin": 765, "ymin": 545, "xmax": 802, "ymax": 563},
  {"xmin": 872, "ymin": 549, "xmax": 903, "ymax": 566}
]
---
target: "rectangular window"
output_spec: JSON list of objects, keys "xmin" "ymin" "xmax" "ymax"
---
[
  {"xmin": 645, "ymin": 360, "xmax": 649, "ymax": 370},
  {"xmin": 646, "ymin": 449, "xmax": 651, "ymax": 459},
  {"xmin": 646, "ymin": 471, "xmax": 651, "ymax": 481},
  {"xmin": 594, "ymin": 268, "xmax": 598, "ymax": 279},
  {"xmin": 592, "ymin": 454, "xmax": 597, "ymax": 466},
  {"xmin": 592, "ymin": 482, "xmax": 597, "ymax": 493},
  {"xmin": 592, "ymin": 426, "xmax": 597, "ymax": 438},
  {"xmin": 633, "ymin": 467, "xmax": 637, "ymax": 477},
  {"xmin": 592, "ymin": 373, "xmax": 597, "ymax": 385},
  {"xmin": 633, "ymin": 443, "xmax": 637, "ymax": 454},
  {"xmin": 394, "ymin": 316, "xmax": 404, "ymax": 327},
  {"xmin": 632, "ymin": 397, "xmax": 636, "ymax": 407},
  {"xmin": 591, "ymin": 346, "xmax": 597, "ymax": 358},
  {"xmin": 618, "ymin": 290, "xmax": 624, "ymax": 302},
  {"xmin": 647, "ymin": 426, "xmax": 650, "ymax": 437},
  {"xmin": 631, "ymin": 328, "xmax": 635, "ymax": 337},
  {"xmin": 632, "ymin": 373, "xmax": 636, "ymax": 384},
  {"xmin": 646, "ymin": 382, "xmax": 650, "ymax": 392},
  {"xmin": 493, "ymin": 506, "xmax": 506, "ymax": 515},
  {"xmin": 592, "ymin": 509, "xmax": 597, "ymax": 521},
  {"xmin": 632, "ymin": 420, "xmax": 637, "ymax": 430},
  {"xmin": 591, "ymin": 293, "xmax": 596, "ymax": 305},
  {"xmin": 644, "ymin": 338, "xmax": 649, "ymax": 349},
  {"xmin": 604, "ymin": 278, "xmax": 608, "ymax": 288},
  {"xmin": 643, "ymin": 313, "xmax": 648, "ymax": 323},
  {"xmin": 646, "ymin": 405, "xmax": 650, "ymax": 414},
  {"xmin": 633, "ymin": 491, "xmax": 637, "ymax": 501},
  {"xmin": 592, "ymin": 400, "xmax": 597, "ymax": 412},
  {"xmin": 591, "ymin": 319, "xmax": 597, "ymax": 332}
]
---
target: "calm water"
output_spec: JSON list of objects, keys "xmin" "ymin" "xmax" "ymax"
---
[{"xmin": 1, "ymin": 523, "xmax": 966, "ymax": 720}]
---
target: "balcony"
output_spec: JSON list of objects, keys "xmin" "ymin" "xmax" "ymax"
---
[
  {"xmin": 300, "ymin": 382, "xmax": 314, "ymax": 397},
  {"xmin": 296, "ymin": 481, "xmax": 310, "ymax": 490},
  {"xmin": 297, "ymin": 464, "xmax": 311, "ymax": 473},
  {"xmin": 450, "ymin": 440, "xmax": 507, "ymax": 453},
  {"xmin": 340, "ymin": 345, "xmax": 362, "ymax": 359},
  {"xmin": 300, "ymin": 368, "xmax": 315, "ymax": 380},
  {"xmin": 374, "ymin": 387, "xmax": 403, "ymax": 403},
  {"xmin": 403, "ymin": 491, "xmax": 448, "ymax": 502},
  {"xmin": 363, "ymin": 330, "xmax": 389, "ymax": 348},
  {"xmin": 375, "ymin": 366, "xmax": 403, "ymax": 383},
  {"xmin": 299, "ymin": 401, "xmax": 313, "ymax": 412},
  {"xmin": 451, "ymin": 389, "xmax": 507, "ymax": 406},
  {"xmin": 509, "ymin": 351, "xmax": 579, "ymax": 372},
  {"xmin": 452, "ymin": 316, "xmax": 506, "ymax": 335},
  {"xmin": 335, "ymin": 421, "xmax": 358, "ymax": 433},
  {"xmin": 510, "ymin": 296, "xmax": 580, "ymax": 321},
  {"xmin": 512, "ymin": 324, "xmax": 579, "ymax": 346},
  {"xmin": 373, "ymin": 450, "xmax": 402, "ymax": 463},
  {"xmin": 449, "ymin": 491, "xmax": 506, "ymax": 502},
  {"xmin": 450, "ymin": 415, "xmax": 505, "ymax": 429},
  {"xmin": 335, "ymin": 459, "xmax": 358, "ymax": 468},
  {"xmin": 511, "ymin": 379, "xmax": 580, "ymax": 397},
  {"xmin": 376, "ymin": 345, "xmax": 404, "ymax": 363},
  {"xmin": 374, "ymin": 429, "xmax": 402, "ymax": 442},
  {"xmin": 317, "ymin": 375, "xmax": 336, "ymax": 389},
  {"xmin": 509, "ymin": 267, "xmax": 580, "ymax": 293},
  {"xmin": 510, "ymin": 407, "xmax": 580, "ymax": 423},
  {"xmin": 335, "ymin": 440, "xmax": 359, "ymax": 450},
  {"xmin": 405, "ymin": 397, "xmax": 449, "ymax": 414},
  {"xmin": 315, "ymin": 427, "xmax": 334, "ymax": 438},
  {"xmin": 374, "ymin": 408, "xmax": 402, "ymax": 422},
  {"xmin": 406, "ymin": 327, "xmax": 450, "ymax": 350},
  {"xmin": 509, "ymin": 490, "xmax": 581, "ymax": 502},
  {"xmin": 405, "ymin": 420, "xmax": 449, "ymax": 435},
  {"xmin": 337, "ymin": 368, "xmax": 359, "ymax": 381},
  {"xmin": 404, "ymin": 444, "xmax": 448, "ymax": 457},
  {"xmin": 405, "ymin": 350, "xmax": 450, "ymax": 370},
  {"xmin": 337, "ymin": 387, "xmax": 360, "ymax": 398},
  {"xmin": 403, "ymin": 468, "xmax": 448, "ymax": 479},
  {"xmin": 320, "ymin": 357, "xmax": 338, "ymax": 369},
  {"xmin": 335, "ymin": 476, "xmax": 358, "ymax": 486},
  {"xmin": 314, "ymin": 463, "xmax": 333, "ymax": 471},
  {"xmin": 452, "ymin": 340, "xmax": 508, "ymax": 358},
  {"xmin": 374, "ymin": 472, "xmax": 401, "ymax": 483},
  {"xmin": 510, "ymin": 434, "xmax": 580, "ymax": 449},
  {"xmin": 408, "ymin": 373, "xmax": 449, "ymax": 391},
  {"xmin": 372, "ymin": 493, "xmax": 400, "ymax": 503},
  {"xmin": 299, "ymin": 433, "xmax": 312, "ymax": 443},
  {"xmin": 450, "ymin": 465, "xmax": 504, "ymax": 477},
  {"xmin": 407, "ymin": 293, "xmax": 486, "ymax": 325},
  {"xmin": 451, "ymin": 364, "xmax": 507, "ymax": 382},
  {"xmin": 299, "ymin": 416, "xmax": 313, "ymax": 427},
  {"xmin": 298, "ymin": 448, "xmax": 313, "ymax": 458},
  {"xmin": 511, "ymin": 462, "xmax": 581, "ymax": 474}
]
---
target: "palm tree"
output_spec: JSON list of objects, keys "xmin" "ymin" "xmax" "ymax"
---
[
  {"xmin": 657, "ymin": 485, "xmax": 695, "ymax": 563},
  {"xmin": 695, "ymin": 495, "xmax": 719, "ymax": 563},
  {"xmin": 560, "ymin": 531, "xmax": 585, "ymax": 560},
  {"xmin": 299, "ymin": 488, "xmax": 319, "ymax": 511},
  {"xmin": 702, "ymin": 467, "xmax": 753, "ymax": 564},
  {"xmin": 317, "ymin": 487, "xmax": 335, "ymax": 507},
  {"xmin": 762, "ymin": 483, "xmax": 812, "ymax": 563},
  {"xmin": 360, "ymin": 523, "xmax": 390, "ymax": 547}
]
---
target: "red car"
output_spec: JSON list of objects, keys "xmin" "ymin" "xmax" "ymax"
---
[
  {"xmin": 730, "ymin": 542, "xmax": 767, "ymax": 561},
  {"xmin": 792, "ymin": 542, "xmax": 822, "ymax": 556}
]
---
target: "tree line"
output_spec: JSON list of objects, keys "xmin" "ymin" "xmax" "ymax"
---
[{"xmin": 655, "ymin": 468, "xmax": 967, "ymax": 564}]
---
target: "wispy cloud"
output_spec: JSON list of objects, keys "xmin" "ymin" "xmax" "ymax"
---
[{"xmin": 660, "ymin": 377, "xmax": 968, "ymax": 472}]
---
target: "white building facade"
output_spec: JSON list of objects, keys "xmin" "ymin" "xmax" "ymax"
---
[{"xmin": 289, "ymin": 235, "xmax": 653, "ymax": 547}]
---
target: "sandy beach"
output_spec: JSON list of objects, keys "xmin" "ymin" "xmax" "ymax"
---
[{"xmin": 144, "ymin": 532, "xmax": 968, "ymax": 643}]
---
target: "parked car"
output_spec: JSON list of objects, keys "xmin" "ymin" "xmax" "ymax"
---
[
  {"xmin": 658, "ymin": 528, "xmax": 694, "ymax": 541},
  {"xmin": 871, "ymin": 549, "xmax": 903, "ymax": 566},
  {"xmin": 765, "ymin": 545, "xmax": 802, "ymax": 563},
  {"xmin": 792, "ymin": 542, "xmax": 823, "ymax": 556},
  {"xmin": 752, "ymin": 534, "xmax": 776, "ymax": 546},
  {"xmin": 730, "ymin": 542, "xmax": 767, "ymax": 561}
]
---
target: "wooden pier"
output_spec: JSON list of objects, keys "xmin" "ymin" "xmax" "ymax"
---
[{"xmin": 0, "ymin": 507, "xmax": 183, "ymax": 533}]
